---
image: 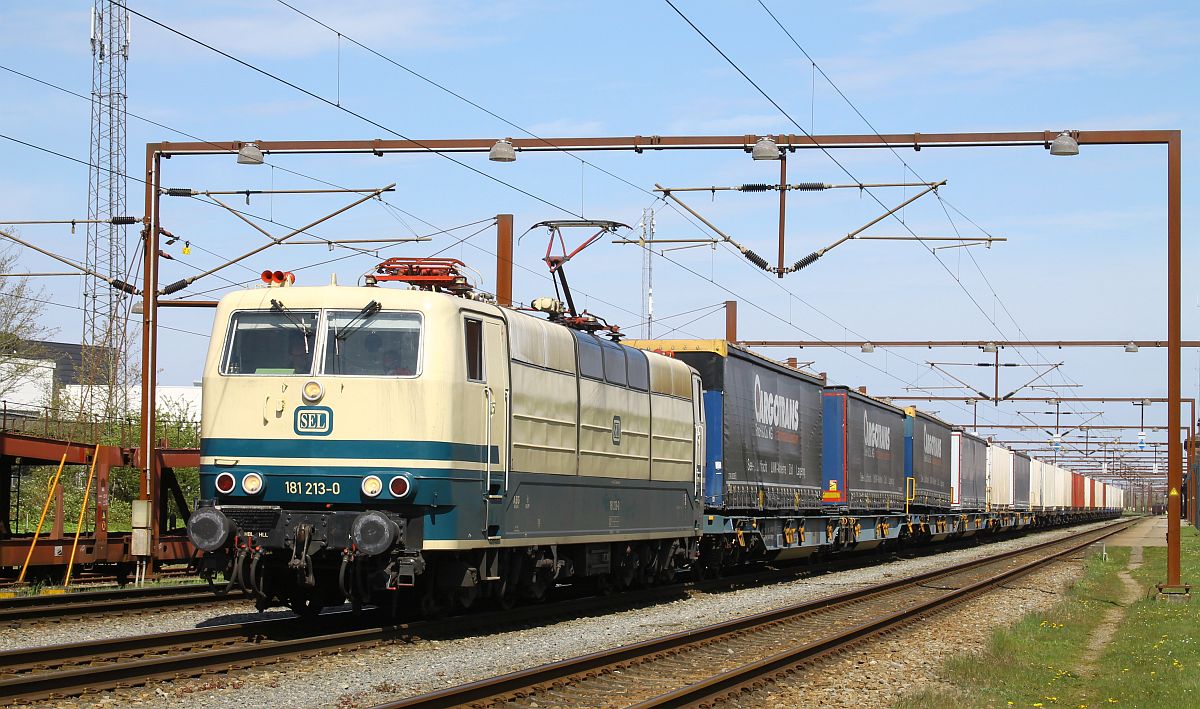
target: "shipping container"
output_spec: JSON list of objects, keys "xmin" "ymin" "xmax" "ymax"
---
[
  {"xmin": 951, "ymin": 430, "xmax": 988, "ymax": 510},
  {"xmin": 1013, "ymin": 452, "xmax": 1031, "ymax": 510},
  {"xmin": 1087, "ymin": 478, "xmax": 1095, "ymax": 508},
  {"xmin": 1072, "ymin": 473, "xmax": 1085, "ymax": 508},
  {"xmin": 1058, "ymin": 465, "xmax": 1072, "ymax": 509},
  {"xmin": 988, "ymin": 444, "xmax": 1015, "ymax": 509},
  {"xmin": 656, "ymin": 341, "xmax": 824, "ymax": 511},
  {"xmin": 1029, "ymin": 458, "xmax": 1045, "ymax": 509},
  {"xmin": 905, "ymin": 409, "xmax": 953, "ymax": 510},
  {"xmin": 821, "ymin": 386, "xmax": 906, "ymax": 511}
]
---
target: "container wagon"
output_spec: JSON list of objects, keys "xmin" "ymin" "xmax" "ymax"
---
[
  {"xmin": 951, "ymin": 430, "xmax": 988, "ymax": 511},
  {"xmin": 904, "ymin": 409, "xmax": 953, "ymax": 511},
  {"xmin": 1029, "ymin": 458, "xmax": 1045, "ymax": 510},
  {"xmin": 988, "ymin": 444, "xmax": 1015, "ymax": 510},
  {"xmin": 629, "ymin": 340, "xmax": 824, "ymax": 513},
  {"xmin": 821, "ymin": 387, "xmax": 907, "ymax": 512}
]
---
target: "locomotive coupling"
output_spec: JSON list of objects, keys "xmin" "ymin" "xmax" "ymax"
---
[{"xmin": 188, "ymin": 506, "xmax": 234, "ymax": 551}]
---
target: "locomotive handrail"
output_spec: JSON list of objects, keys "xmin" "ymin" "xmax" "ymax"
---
[
  {"xmin": 503, "ymin": 389, "xmax": 511, "ymax": 494},
  {"xmin": 483, "ymin": 387, "xmax": 500, "ymax": 500}
]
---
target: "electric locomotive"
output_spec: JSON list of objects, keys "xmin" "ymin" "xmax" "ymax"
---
[{"xmin": 188, "ymin": 259, "xmax": 704, "ymax": 615}]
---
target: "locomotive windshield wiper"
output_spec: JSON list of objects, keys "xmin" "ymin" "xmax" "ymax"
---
[
  {"xmin": 270, "ymin": 298, "xmax": 312, "ymax": 351},
  {"xmin": 334, "ymin": 300, "xmax": 382, "ymax": 342}
]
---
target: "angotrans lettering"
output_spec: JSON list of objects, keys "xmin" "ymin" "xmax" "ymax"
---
[
  {"xmin": 923, "ymin": 431, "xmax": 943, "ymax": 458},
  {"xmin": 753, "ymin": 375, "xmax": 799, "ymax": 431},
  {"xmin": 863, "ymin": 412, "xmax": 891, "ymax": 451}
]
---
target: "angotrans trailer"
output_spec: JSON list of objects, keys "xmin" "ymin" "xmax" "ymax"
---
[
  {"xmin": 821, "ymin": 386, "xmax": 906, "ymax": 511},
  {"xmin": 904, "ymin": 409, "xmax": 953, "ymax": 510},
  {"xmin": 633, "ymin": 340, "xmax": 825, "ymax": 512}
]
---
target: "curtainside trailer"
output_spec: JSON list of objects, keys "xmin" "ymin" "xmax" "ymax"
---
[
  {"xmin": 951, "ymin": 430, "xmax": 988, "ymax": 511},
  {"xmin": 904, "ymin": 409, "xmax": 953, "ymax": 511},
  {"xmin": 1013, "ymin": 452, "xmax": 1031, "ymax": 511},
  {"xmin": 634, "ymin": 340, "xmax": 825, "ymax": 513},
  {"xmin": 821, "ymin": 386, "xmax": 906, "ymax": 512},
  {"xmin": 988, "ymin": 444, "xmax": 1015, "ymax": 510}
]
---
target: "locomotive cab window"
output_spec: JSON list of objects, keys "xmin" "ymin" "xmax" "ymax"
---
[
  {"xmin": 464, "ymin": 317, "xmax": 484, "ymax": 381},
  {"xmin": 324, "ymin": 310, "xmax": 422, "ymax": 376},
  {"xmin": 221, "ymin": 309, "xmax": 319, "ymax": 375}
]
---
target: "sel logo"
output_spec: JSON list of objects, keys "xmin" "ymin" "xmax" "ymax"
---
[{"xmin": 294, "ymin": 406, "xmax": 333, "ymax": 436}]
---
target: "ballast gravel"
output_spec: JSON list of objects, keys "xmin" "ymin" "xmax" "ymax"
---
[{"xmin": 12, "ymin": 520, "xmax": 1115, "ymax": 709}]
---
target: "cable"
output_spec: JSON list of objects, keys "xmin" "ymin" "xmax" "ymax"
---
[
  {"xmin": 755, "ymin": 1, "xmax": 1103, "ymax": 434},
  {"xmin": 669, "ymin": 1, "xmax": 1093, "ymax": 445},
  {"xmin": 269, "ymin": 1, "xmax": 720, "ymax": 243},
  {"xmin": 113, "ymin": 2, "xmax": 581, "ymax": 219}
]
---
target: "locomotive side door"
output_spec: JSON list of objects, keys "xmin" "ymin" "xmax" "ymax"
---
[{"xmin": 464, "ymin": 313, "xmax": 510, "ymax": 540}]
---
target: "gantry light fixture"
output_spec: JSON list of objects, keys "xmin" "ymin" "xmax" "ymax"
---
[
  {"xmin": 1125, "ymin": 341, "xmax": 1139, "ymax": 353},
  {"xmin": 488, "ymin": 138, "xmax": 516, "ymax": 162},
  {"xmin": 751, "ymin": 136, "xmax": 780, "ymax": 160},
  {"xmin": 982, "ymin": 341, "xmax": 998, "ymax": 353},
  {"xmin": 1049, "ymin": 131, "xmax": 1080, "ymax": 156},
  {"xmin": 860, "ymin": 342, "xmax": 875, "ymax": 353},
  {"xmin": 236, "ymin": 142, "xmax": 264, "ymax": 165}
]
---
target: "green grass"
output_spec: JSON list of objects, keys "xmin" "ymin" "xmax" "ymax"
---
[{"xmin": 896, "ymin": 526, "xmax": 1200, "ymax": 709}]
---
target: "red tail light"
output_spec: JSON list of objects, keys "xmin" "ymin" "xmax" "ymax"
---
[{"xmin": 215, "ymin": 472, "xmax": 236, "ymax": 494}]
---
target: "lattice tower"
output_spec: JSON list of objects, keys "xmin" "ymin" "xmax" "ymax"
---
[{"xmin": 83, "ymin": 1, "xmax": 130, "ymax": 420}]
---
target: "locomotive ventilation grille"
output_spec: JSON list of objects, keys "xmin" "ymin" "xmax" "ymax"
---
[{"xmin": 220, "ymin": 505, "xmax": 282, "ymax": 533}]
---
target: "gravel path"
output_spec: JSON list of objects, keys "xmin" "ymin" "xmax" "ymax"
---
[{"xmin": 16, "ymin": 520, "xmax": 1116, "ymax": 709}]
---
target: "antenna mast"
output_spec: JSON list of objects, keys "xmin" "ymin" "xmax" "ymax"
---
[
  {"xmin": 84, "ymin": 0, "xmax": 131, "ymax": 418},
  {"xmin": 639, "ymin": 208, "xmax": 654, "ymax": 339}
]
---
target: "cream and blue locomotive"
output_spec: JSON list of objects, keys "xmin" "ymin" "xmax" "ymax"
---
[{"xmin": 187, "ymin": 260, "xmax": 705, "ymax": 614}]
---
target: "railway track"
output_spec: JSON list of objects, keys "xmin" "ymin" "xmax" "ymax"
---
[
  {"xmin": 377, "ymin": 519, "xmax": 1132, "ymax": 708},
  {"xmin": 0, "ymin": 521, "xmax": 1120, "ymax": 705},
  {"xmin": 0, "ymin": 582, "xmax": 246, "ymax": 624}
]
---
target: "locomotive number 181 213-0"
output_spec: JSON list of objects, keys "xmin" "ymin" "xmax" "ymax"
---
[{"xmin": 282, "ymin": 480, "xmax": 341, "ymax": 496}]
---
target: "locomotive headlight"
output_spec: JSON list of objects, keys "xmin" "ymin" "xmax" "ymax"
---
[
  {"xmin": 302, "ymin": 379, "xmax": 324, "ymax": 403},
  {"xmin": 241, "ymin": 472, "xmax": 264, "ymax": 495},
  {"xmin": 361, "ymin": 475, "xmax": 383, "ymax": 498}
]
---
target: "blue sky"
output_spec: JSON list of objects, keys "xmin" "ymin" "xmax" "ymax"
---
[{"xmin": 1, "ymin": 1, "xmax": 1197, "ymax": 458}]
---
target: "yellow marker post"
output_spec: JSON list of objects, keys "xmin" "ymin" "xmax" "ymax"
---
[
  {"xmin": 17, "ymin": 451, "xmax": 69, "ymax": 584},
  {"xmin": 63, "ymin": 445, "xmax": 102, "ymax": 587}
]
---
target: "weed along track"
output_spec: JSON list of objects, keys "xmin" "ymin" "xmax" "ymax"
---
[{"xmin": 378, "ymin": 521, "xmax": 1130, "ymax": 709}]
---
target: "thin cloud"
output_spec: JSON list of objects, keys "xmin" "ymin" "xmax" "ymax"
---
[{"xmin": 823, "ymin": 16, "xmax": 1193, "ymax": 95}]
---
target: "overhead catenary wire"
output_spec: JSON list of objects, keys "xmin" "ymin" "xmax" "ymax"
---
[
  {"xmin": 669, "ymin": 1, "xmax": 1102, "ymax": 447},
  {"xmin": 754, "ymin": 0, "xmax": 1110, "ymax": 437}
]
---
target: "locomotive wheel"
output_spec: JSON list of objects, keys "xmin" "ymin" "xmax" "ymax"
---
[
  {"xmin": 495, "ymin": 582, "xmax": 519, "ymax": 610},
  {"xmin": 288, "ymin": 592, "xmax": 323, "ymax": 618}
]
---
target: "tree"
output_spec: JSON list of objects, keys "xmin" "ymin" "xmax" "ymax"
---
[{"xmin": 0, "ymin": 236, "xmax": 57, "ymax": 403}]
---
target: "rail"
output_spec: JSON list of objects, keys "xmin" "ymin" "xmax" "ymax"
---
[{"xmin": 378, "ymin": 520, "xmax": 1131, "ymax": 708}]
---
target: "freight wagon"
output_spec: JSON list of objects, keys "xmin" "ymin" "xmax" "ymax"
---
[
  {"xmin": 988, "ymin": 445, "xmax": 1015, "ymax": 510},
  {"xmin": 640, "ymin": 341, "xmax": 824, "ymax": 513},
  {"xmin": 905, "ymin": 409, "xmax": 953, "ymax": 510},
  {"xmin": 951, "ymin": 430, "xmax": 988, "ymax": 511},
  {"xmin": 821, "ymin": 387, "xmax": 907, "ymax": 512}
]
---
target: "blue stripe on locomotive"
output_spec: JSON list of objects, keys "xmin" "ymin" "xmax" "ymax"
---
[
  {"xmin": 820, "ymin": 391, "xmax": 846, "ymax": 506},
  {"xmin": 703, "ymin": 390, "xmax": 724, "ymax": 506}
]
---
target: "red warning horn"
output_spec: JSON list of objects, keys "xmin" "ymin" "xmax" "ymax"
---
[{"xmin": 260, "ymin": 270, "xmax": 274, "ymax": 284}]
